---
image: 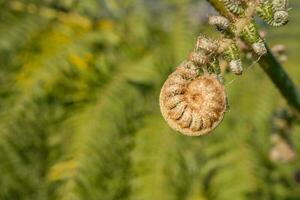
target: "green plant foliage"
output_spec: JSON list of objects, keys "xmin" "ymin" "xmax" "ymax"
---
[{"xmin": 0, "ymin": 0, "xmax": 300, "ymax": 200}]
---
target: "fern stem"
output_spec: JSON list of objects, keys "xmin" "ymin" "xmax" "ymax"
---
[
  {"xmin": 207, "ymin": 0, "xmax": 300, "ymax": 115},
  {"xmin": 258, "ymin": 45, "xmax": 300, "ymax": 115}
]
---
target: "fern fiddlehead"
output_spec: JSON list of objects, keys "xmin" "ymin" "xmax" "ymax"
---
[
  {"xmin": 159, "ymin": 62, "xmax": 227, "ymax": 136},
  {"xmin": 257, "ymin": 0, "xmax": 289, "ymax": 27},
  {"xmin": 222, "ymin": 0, "xmax": 246, "ymax": 15},
  {"xmin": 159, "ymin": 0, "xmax": 292, "ymax": 136}
]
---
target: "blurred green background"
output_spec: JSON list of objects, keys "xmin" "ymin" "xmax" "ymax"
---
[{"xmin": 0, "ymin": 0, "xmax": 300, "ymax": 199}]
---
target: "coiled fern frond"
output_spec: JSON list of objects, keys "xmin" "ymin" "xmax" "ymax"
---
[{"xmin": 159, "ymin": 0, "xmax": 293, "ymax": 136}]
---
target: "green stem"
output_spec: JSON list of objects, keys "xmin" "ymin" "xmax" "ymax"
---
[
  {"xmin": 259, "ymin": 46, "xmax": 300, "ymax": 114},
  {"xmin": 207, "ymin": 0, "xmax": 300, "ymax": 115}
]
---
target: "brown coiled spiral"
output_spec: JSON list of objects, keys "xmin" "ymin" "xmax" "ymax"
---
[{"xmin": 159, "ymin": 61, "xmax": 227, "ymax": 136}]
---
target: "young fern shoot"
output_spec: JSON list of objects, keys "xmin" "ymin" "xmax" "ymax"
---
[{"xmin": 160, "ymin": 0, "xmax": 290, "ymax": 136}]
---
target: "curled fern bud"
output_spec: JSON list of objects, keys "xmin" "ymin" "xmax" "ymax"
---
[
  {"xmin": 196, "ymin": 36, "xmax": 219, "ymax": 54},
  {"xmin": 188, "ymin": 51, "xmax": 208, "ymax": 66},
  {"xmin": 241, "ymin": 23, "xmax": 267, "ymax": 55},
  {"xmin": 241, "ymin": 23, "xmax": 260, "ymax": 44},
  {"xmin": 257, "ymin": 1, "xmax": 289, "ymax": 27},
  {"xmin": 273, "ymin": 10, "xmax": 289, "ymax": 26},
  {"xmin": 272, "ymin": 0, "xmax": 288, "ymax": 11},
  {"xmin": 222, "ymin": 0, "xmax": 245, "ymax": 15},
  {"xmin": 252, "ymin": 41, "xmax": 267, "ymax": 56},
  {"xmin": 208, "ymin": 16, "xmax": 230, "ymax": 32},
  {"xmin": 160, "ymin": 61, "xmax": 227, "ymax": 136},
  {"xmin": 257, "ymin": 2, "xmax": 274, "ymax": 24},
  {"xmin": 229, "ymin": 60, "xmax": 243, "ymax": 75},
  {"xmin": 224, "ymin": 43, "xmax": 243, "ymax": 75}
]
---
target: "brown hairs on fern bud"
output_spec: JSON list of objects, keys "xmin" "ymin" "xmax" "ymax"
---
[
  {"xmin": 229, "ymin": 60, "xmax": 243, "ymax": 75},
  {"xmin": 196, "ymin": 36, "xmax": 219, "ymax": 54},
  {"xmin": 252, "ymin": 41, "xmax": 267, "ymax": 56},
  {"xmin": 160, "ymin": 61, "xmax": 227, "ymax": 136},
  {"xmin": 208, "ymin": 16, "xmax": 230, "ymax": 32},
  {"xmin": 187, "ymin": 51, "xmax": 208, "ymax": 66}
]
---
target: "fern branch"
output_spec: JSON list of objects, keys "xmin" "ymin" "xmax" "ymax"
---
[
  {"xmin": 207, "ymin": 0, "xmax": 300, "ymax": 116},
  {"xmin": 258, "ymin": 45, "xmax": 300, "ymax": 117}
]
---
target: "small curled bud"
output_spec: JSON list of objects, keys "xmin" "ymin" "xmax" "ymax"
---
[
  {"xmin": 229, "ymin": 60, "xmax": 243, "ymax": 75},
  {"xmin": 160, "ymin": 61, "xmax": 227, "ymax": 136},
  {"xmin": 241, "ymin": 23, "xmax": 261, "ymax": 44},
  {"xmin": 272, "ymin": 0, "xmax": 289, "ymax": 11},
  {"xmin": 252, "ymin": 41, "xmax": 267, "ymax": 56},
  {"xmin": 222, "ymin": 0, "xmax": 245, "ymax": 15},
  {"xmin": 257, "ymin": 2, "xmax": 275, "ymax": 25},
  {"xmin": 240, "ymin": 23, "xmax": 268, "ymax": 55},
  {"xmin": 273, "ymin": 10, "xmax": 289, "ymax": 26},
  {"xmin": 223, "ymin": 43, "xmax": 243, "ymax": 75},
  {"xmin": 196, "ymin": 36, "xmax": 219, "ymax": 54},
  {"xmin": 224, "ymin": 43, "xmax": 240, "ymax": 59},
  {"xmin": 188, "ymin": 51, "xmax": 207, "ymax": 66},
  {"xmin": 208, "ymin": 16, "xmax": 230, "ymax": 32},
  {"xmin": 257, "ymin": 1, "xmax": 289, "ymax": 27}
]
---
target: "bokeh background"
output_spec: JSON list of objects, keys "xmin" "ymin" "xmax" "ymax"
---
[{"xmin": 1, "ymin": 0, "xmax": 300, "ymax": 199}]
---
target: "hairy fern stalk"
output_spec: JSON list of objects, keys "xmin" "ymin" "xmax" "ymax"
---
[{"xmin": 160, "ymin": 0, "xmax": 300, "ymax": 136}]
